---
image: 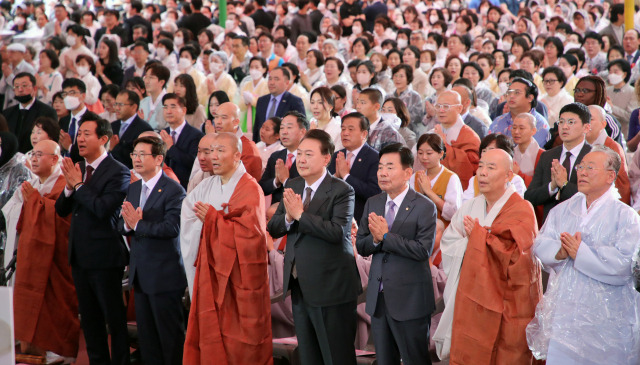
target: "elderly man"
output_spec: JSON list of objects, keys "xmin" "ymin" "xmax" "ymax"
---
[
  {"xmin": 3, "ymin": 140, "xmax": 80, "ymax": 360},
  {"xmin": 527, "ymin": 146, "xmax": 640, "ymax": 365},
  {"xmin": 434, "ymin": 149, "xmax": 542, "ymax": 364},
  {"xmin": 0, "ymin": 43, "xmax": 37, "ymax": 111},
  {"xmin": 512, "ymin": 113, "xmax": 544, "ymax": 187},
  {"xmin": 585, "ymin": 105, "xmax": 630, "ymax": 204},
  {"xmin": 433, "ymin": 90, "xmax": 480, "ymax": 190},
  {"xmin": 183, "ymin": 133, "xmax": 272, "ymax": 363}
]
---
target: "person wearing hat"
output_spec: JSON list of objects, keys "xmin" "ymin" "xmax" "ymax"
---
[
  {"xmin": 122, "ymin": 41, "xmax": 150, "ymax": 88},
  {"xmin": 0, "ymin": 43, "xmax": 37, "ymax": 111}
]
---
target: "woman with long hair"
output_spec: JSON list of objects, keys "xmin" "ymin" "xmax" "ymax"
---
[
  {"xmin": 174, "ymin": 74, "xmax": 207, "ymax": 129},
  {"xmin": 309, "ymin": 86, "xmax": 343, "ymax": 150},
  {"xmin": 96, "ymin": 38, "xmax": 123, "ymax": 87}
]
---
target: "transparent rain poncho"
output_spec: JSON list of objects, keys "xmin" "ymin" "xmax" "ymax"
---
[{"xmin": 526, "ymin": 189, "xmax": 640, "ymax": 365}]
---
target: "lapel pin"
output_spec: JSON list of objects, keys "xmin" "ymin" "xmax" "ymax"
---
[
  {"xmin": 358, "ymin": 158, "xmax": 362, "ymax": 162},
  {"xmin": 158, "ymin": 189, "xmax": 162, "ymax": 192},
  {"xmin": 405, "ymin": 207, "xmax": 409, "ymax": 210}
]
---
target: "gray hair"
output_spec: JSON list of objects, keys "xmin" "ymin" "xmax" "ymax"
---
[
  {"xmin": 514, "ymin": 112, "xmax": 536, "ymax": 129},
  {"xmin": 591, "ymin": 145, "xmax": 621, "ymax": 176}
]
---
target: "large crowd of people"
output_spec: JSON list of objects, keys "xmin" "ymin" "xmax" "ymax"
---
[{"xmin": 1, "ymin": 0, "xmax": 640, "ymax": 364}]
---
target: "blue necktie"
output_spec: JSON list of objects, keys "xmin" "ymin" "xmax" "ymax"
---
[{"xmin": 69, "ymin": 117, "xmax": 77, "ymax": 143}]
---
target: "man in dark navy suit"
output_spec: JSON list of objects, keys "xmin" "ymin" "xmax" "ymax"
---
[
  {"xmin": 110, "ymin": 90, "xmax": 153, "ymax": 168},
  {"xmin": 55, "ymin": 112, "xmax": 131, "ymax": 365},
  {"xmin": 252, "ymin": 67, "xmax": 306, "ymax": 143},
  {"xmin": 259, "ymin": 111, "xmax": 309, "ymax": 203},
  {"xmin": 159, "ymin": 93, "xmax": 204, "ymax": 189},
  {"xmin": 328, "ymin": 112, "xmax": 381, "ymax": 222},
  {"xmin": 58, "ymin": 78, "xmax": 90, "ymax": 163},
  {"xmin": 118, "ymin": 136, "xmax": 187, "ymax": 365}
]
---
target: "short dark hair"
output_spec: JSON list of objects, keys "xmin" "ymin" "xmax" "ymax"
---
[
  {"xmin": 131, "ymin": 0, "xmax": 143, "ymax": 12},
  {"xmin": 307, "ymin": 49, "xmax": 325, "ymax": 67},
  {"xmin": 162, "ymin": 93, "xmax": 186, "ymax": 108},
  {"xmin": 510, "ymin": 76, "xmax": 538, "ymax": 108},
  {"xmin": 479, "ymin": 134, "xmax": 514, "ymax": 157},
  {"xmin": 133, "ymin": 135, "xmax": 166, "ymax": 161},
  {"xmin": 233, "ymin": 34, "xmax": 250, "ymax": 47},
  {"xmin": 544, "ymin": 36, "xmax": 564, "ymax": 57},
  {"xmin": 118, "ymin": 89, "xmax": 140, "ymax": 109},
  {"xmin": 283, "ymin": 110, "xmax": 310, "ymax": 130},
  {"xmin": 461, "ymin": 62, "xmax": 484, "ymax": 80},
  {"xmin": 145, "ymin": 63, "xmax": 170, "ymax": 87},
  {"xmin": 542, "ymin": 66, "xmax": 567, "ymax": 87},
  {"xmin": 391, "ymin": 64, "xmax": 413, "ymax": 83},
  {"xmin": 33, "ymin": 116, "xmax": 61, "ymax": 142},
  {"xmin": 360, "ymin": 88, "xmax": 383, "ymax": 106},
  {"xmin": 583, "ymin": 31, "xmax": 604, "ymax": 48},
  {"xmin": 78, "ymin": 111, "xmax": 113, "ymax": 142},
  {"xmin": 383, "ymin": 97, "xmax": 410, "ymax": 128},
  {"xmin": 559, "ymin": 102, "xmax": 591, "ymax": 125},
  {"xmin": 325, "ymin": 57, "xmax": 344, "ymax": 73},
  {"xmin": 416, "ymin": 133, "xmax": 446, "ymax": 159},
  {"xmin": 272, "ymin": 66, "xmax": 291, "ymax": 81},
  {"xmin": 266, "ymin": 116, "xmax": 282, "ymax": 134},
  {"xmin": 132, "ymin": 24, "xmax": 149, "ymax": 37},
  {"xmin": 429, "ymin": 67, "xmax": 453, "ymax": 87},
  {"xmin": 607, "ymin": 59, "xmax": 632, "ymax": 83},
  {"xmin": 610, "ymin": 3, "xmax": 625, "ymax": 23},
  {"xmin": 379, "ymin": 142, "xmax": 414, "ymax": 169},
  {"xmin": 62, "ymin": 78, "xmax": 87, "ymax": 94},
  {"xmin": 14, "ymin": 72, "xmax": 36, "ymax": 87},
  {"xmin": 302, "ymin": 129, "xmax": 334, "ymax": 156},
  {"xmin": 341, "ymin": 111, "xmax": 370, "ymax": 134},
  {"xmin": 39, "ymin": 49, "xmax": 60, "ymax": 69},
  {"xmin": 191, "ymin": 0, "xmax": 203, "ymax": 10}
]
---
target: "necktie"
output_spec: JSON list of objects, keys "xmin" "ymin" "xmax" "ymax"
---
[
  {"xmin": 628, "ymin": 55, "xmax": 633, "ymax": 63},
  {"xmin": 140, "ymin": 184, "xmax": 149, "ymax": 209},
  {"xmin": 562, "ymin": 151, "xmax": 572, "ymax": 180},
  {"xmin": 346, "ymin": 151, "xmax": 354, "ymax": 169},
  {"xmin": 267, "ymin": 97, "xmax": 278, "ymax": 119},
  {"xmin": 119, "ymin": 121, "xmax": 129, "ymax": 138},
  {"xmin": 303, "ymin": 187, "xmax": 313, "ymax": 210},
  {"xmin": 385, "ymin": 200, "xmax": 396, "ymax": 230},
  {"xmin": 69, "ymin": 117, "xmax": 77, "ymax": 143},
  {"xmin": 85, "ymin": 165, "xmax": 94, "ymax": 184},
  {"xmin": 171, "ymin": 130, "xmax": 177, "ymax": 144},
  {"xmin": 285, "ymin": 153, "xmax": 294, "ymax": 169}
]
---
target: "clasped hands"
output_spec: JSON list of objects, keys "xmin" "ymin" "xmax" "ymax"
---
[
  {"xmin": 556, "ymin": 232, "xmax": 581, "ymax": 260},
  {"xmin": 549, "ymin": 159, "xmax": 568, "ymax": 191},
  {"xmin": 60, "ymin": 157, "xmax": 83, "ymax": 190},
  {"xmin": 282, "ymin": 188, "xmax": 304, "ymax": 222},
  {"xmin": 122, "ymin": 201, "xmax": 143, "ymax": 230},
  {"xmin": 368, "ymin": 212, "xmax": 389, "ymax": 243},
  {"xmin": 333, "ymin": 151, "xmax": 350, "ymax": 178}
]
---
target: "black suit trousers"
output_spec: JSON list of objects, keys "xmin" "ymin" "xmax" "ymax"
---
[
  {"xmin": 291, "ymin": 279, "xmax": 357, "ymax": 365},
  {"xmin": 72, "ymin": 266, "xmax": 130, "ymax": 365},
  {"xmin": 371, "ymin": 292, "xmax": 431, "ymax": 365}
]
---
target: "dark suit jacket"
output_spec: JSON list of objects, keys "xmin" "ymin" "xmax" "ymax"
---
[
  {"xmin": 524, "ymin": 142, "xmax": 592, "ymax": 221},
  {"xmin": 253, "ymin": 91, "xmax": 306, "ymax": 143},
  {"xmin": 94, "ymin": 24, "xmax": 129, "ymax": 46},
  {"xmin": 259, "ymin": 148, "xmax": 300, "ymax": 203},
  {"xmin": 164, "ymin": 123, "xmax": 204, "ymax": 189},
  {"xmin": 464, "ymin": 113, "xmax": 488, "ymax": 140},
  {"xmin": 118, "ymin": 172, "xmax": 187, "ymax": 294},
  {"xmin": 267, "ymin": 172, "xmax": 362, "ymax": 307},
  {"xmin": 328, "ymin": 143, "xmax": 381, "ymax": 222},
  {"xmin": 600, "ymin": 24, "xmax": 622, "ymax": 47},
  {"xmin": 4, "ymin": 99, "xmax": 58, "ymax": 153},
  {"xmin": 123, "ymin": 15, "xmax": 152, "ymax": 45},
  {"xmin": 356, "ymin": 188, "xmax": 436, "ymax": 321},
  {"xmin": 250, "ymin": 8, "xmax": 275, "ymax": 30},
  {"xmin": 111, "ymin": 115, "xmax": 153, "ymax": 168},
  {"xmin": 59, "ymin": 113, "xmax": 83, "ymax": 163},
  {"xmin": 363, "ymin": 1, "xmax": 387, "ymax": 32},
  {"xmin": 55, "ymin": 155, "xmax": 131, "ymax": 269},
  {"xmin": 177, "ymin": 12, "xmax": 212, "ymax": 37}
]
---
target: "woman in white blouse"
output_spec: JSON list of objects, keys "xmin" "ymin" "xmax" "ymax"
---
[
  {"xmin": 300, "ymin": 49, "xmax": 325, "ymax": 91},
  {"xmin": 540, "ymin": 66, "xmax": 573, "ymax": 127},
  {"xmin": 36, "ymin": 49, "xmax": 63, "ymax": 105},
  {"xmin": 309, "ymin": 86, "xmax": 343, "ymax": 150},
  {"xmin": 410, "ymin": 133, "xmax": 463, "ymax": 224}
]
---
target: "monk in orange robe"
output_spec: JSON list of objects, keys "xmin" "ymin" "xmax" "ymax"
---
[
  {"xmin": 11, "ymin": 140, "xmax": 80, "ymax": 358},
  {"xmin": 183, "ymin": 133, "xmax": 272, "ymax": 364},
  {"xmin": 434, "ymin": 149, "xmax": 542, "ymax": 364},
  {"xmin": 434, "ymin": 90, "xmax": 480, "ymax": 190},
  {"xmin": 586, "ymin": 105, "xmax": 631, "ymax": 204},
  {"xmin": 512, "ymin": 113, "xmax": 545, "ymax": 187}
]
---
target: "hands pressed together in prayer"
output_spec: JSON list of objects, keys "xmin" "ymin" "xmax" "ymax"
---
[
  {"xmin": 122, "ymin": 201, "xmax": 143, "ymax": 230},
  {"xmin": 433, "ymin": 124, "xmax": 446, "ymax": 142},
  {"xmin": 550, "ymin": 159, "xmax": 568, "ymax": 190},
  {"xmin": 282, "ymin": 188, "xmax": 304, "ymax": 222},
  {"xmin": 274, "ymin": 159, "xmax": 290, "ymax": 186},
  {"xmin": 556, "ymin": 232, "xmax": 581, "ymax": 260},
  {"xmin": 193, "ymin": 201, "xmax": 213, "ymax": 222},
  {"xmin": 368, "ymin": 212, "xmax": 389, "ymax": 243},
  {"xmin": 463, "ymin": 215, "xmax": 479, "ymax": 237},
  {"xmin": 60, "ymin": 157, "xmax": 83, "ymax": 190},
  {"xmin": 415, "ymin": 170, "xmax": 432, "ymax": 194},
  {"xmin": 21, "ymin": 181, "xmax": 37, "ymax": 200},
  {"xmin": 334, "ymin": 151, "xmax": 350, "ymax": 179},
  {"xmin": 59, "ymin": 130, "xmax": 72, "ymax": 151}
]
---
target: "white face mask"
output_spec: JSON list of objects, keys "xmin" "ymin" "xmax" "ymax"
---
[
  {"xmin": 498, "ymin": 82, "xmax": 508, "ymax": 95},
  {"xmin": 397, "ymin": 38, "xmax": 408, "ymax": 49},
  {"xmin": 98, "ymin": 15, "xmax": 105, "ymax": 25},
  {"xmin": 235, "ymin": 8, "xmax": 243, "ymax": 15},
  {"xmin": 608, "ymin": 73, "xmax": 624, "ymax": 85},
  {"xmin": 317, "ymin": 3, "xmax": 326, "ymax": 11},
  {"xmin": 76, "ymin": 65, "xmax": 90, "ymax": 77},
  {"xmin": 356, "ymin": 73, "xmax": 370, "ymax": 86},
  {"xmin": 178, "ymin": 58, "xmax": 192, "ymax": 70},
  {"xmin": 425, "ymin": 43, "xmax": 437, "ymax": 51},
  {"xmin": 14, "ymin": 17, "xmax": 25, "ymax": 26},
  {"xmin": 67, "ymin": 35, "xmax": 76, "ymax": 47},
  {"xmin": 352, "ymin": 25, "xmax": 362, "ymax": 35},
  {"xmin": 480, "ymin": 7, "xmax": 488, "ymax": 15},
  {"xmin": 501, "ymin": 41, "xmax": 511, "ymax": 51},
  {"xmin": 380, "ymin": 113, "xmax": 401, "ymax": 129},
  {"xmin": 64, "ymin": 95, "xmax": 80, "ymax": 110},
  {"xmin": 156, "ymin": 48, "xmax": 167, "ymax": 59},
  {"xmin": 152, "ymin": 23, "xmax": 161, "ymax": 30},
  {"xmin": 555, "ymin": 33, "xmax": 566, "ymax": 42},
  {"xmin": 210, "ymin": 62, "xmax": 224, "ymax": 73},
  {"xmin": 320, "ymin": 25, "xmax": 328, "ymax": 34},
  {"xmin": 420, "ymin": 62, "xmax": 432, "ymax": 72},
  {"xmin": 560, "ymin": 65, "xmax": 573, "ymax": 78},
  {"xmin": 225, "ymin": 19, "xmax": 234, "ymax": 29},
  {"xmin": 429, "ymin": 15, "xmax": 438, "ymax": 24},
  {"xmin": 249, "ymin": 69, "xmax": 263, "ymax": 80},
  {"xmin": 565, "ymin": 42, "xmax": 580, "ymax": 51},
  {"xmin": 450, "ymin": 3, "xmax": 460, "ymax": 11},
  {"xmin": 174, "ymin": 36, "xmax": 184, "ymax": 47},
  {"xmin": 123, "ymin": 3, "xmax": 131, "ymax": 12},
  {"xmin": 288, "ymin": 6, "xmax": 298, "ymax": 13}
]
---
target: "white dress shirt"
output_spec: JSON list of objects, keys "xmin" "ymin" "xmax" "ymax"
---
[
  {"xmin": 285, "ymin": 171, "xmax": 327, "ymax": 228},
  {"xmin": 548, "ymin": 139, "xmax": 586, "ymax": 195},
  {"xmin": 64, "ymin": 151, "xmax": 109, "ymax": 196},
  {"xmin": 342, "ymin": 143, "xmax": 364, "ymax": 181}
]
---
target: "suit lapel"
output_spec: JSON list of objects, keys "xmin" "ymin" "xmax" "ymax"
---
[
  {"xmin": 390, "ymin": 189, "xmax": 416, "ymax": 233},
  {"xmin": 128, "ymin": 180, "xmax": 142, "ymax": 207},
  {"xmin": 305, "ymin": 172, "xmax": 332, "ymax": 214},
  {"xmin": 571, "ymin": 143, "xmax": 592, "ymax": 183},
  {"xmin": 87, "ymin": 156, "xmax": 111, "ymax": 184},
  {"xmin": 142, "ymin": 174, "xmax": 167, "ymax": 211},
  {"xmin": 276, "ymin": 92, "xmax": 289, "ymax": 115}
]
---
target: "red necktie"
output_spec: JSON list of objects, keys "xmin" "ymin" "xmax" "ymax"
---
[{"xmin": 285, "ymin": 153, "xmax": 294, "ymax": 169}]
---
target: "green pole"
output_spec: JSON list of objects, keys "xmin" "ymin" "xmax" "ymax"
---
[{"xmin": 219, "ymin": 0, "xmax": 227, "ymax": 28}]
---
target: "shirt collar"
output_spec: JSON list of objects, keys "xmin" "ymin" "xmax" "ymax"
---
[
  {"xmin": 442, "ymin": 116, "xmax": 465, "ymax": 144},
  {"xmin": 71, "ymin": 106, "xmax": 88, "ymax": 120},
  {"xmin": 386, "ymin": 184, "xmax": 410, "ymax": 208},
  {"xmin": 235, "ymin": 128, "xmax": 244, "ymax": 139},
  {"xmin": 122, "ymin": 114, "xmax": 136, "ymax": 126},
  {"xmin": 170, "ymin": 121, "xmax": 187, "ymax": 134},
  {"xmin": 304, "ymin": 170, "xmax": 327, "ymax": 193},
  {"xmin": 562, "ymin": 138, "xmax": 586, "ymax": 158},
  {"xmin": 19, "ymin": 98, "xmax": 36, "ymax": 110},
  {"xmin": 370, "ymin": 115, "xmax": 382, "ymax": 131},
  {"xmin": 86, "ymin": 151, "xmax": 108, "ymax": 170},
  {"xmin": 347, "ymin": 142, "xmax": 364, "ymax": 156},
  {"xmin": 141, "ymin": 168, "xmax": 163, "ymax": 190},
  {"xmin": 270, "ymin": 92, "xmax": 285, "ymax": 101}
]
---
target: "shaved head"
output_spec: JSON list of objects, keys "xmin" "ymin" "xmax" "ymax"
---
[
  {"xmin": 436, "ymin": 90, "xmax": 463, "ymax": 125},
  {"xmin": 514, "ymin": 113, "xmax": 536, "ymax": 129},
  {"xmin": 31, "ymin": 140, "xmax": 61, "ymax": 179},
  {"xmin": 214, "ymin": 102, "xmax": 241, "ymax": 133},
  {"xmin": 477, "ymin": 148, "xmax": 514, "ymax": 200},
  {"xmin": 483, "ymin": 148, "xmax": 513, "ymax": 171},
  {"xmin": 199, "ymin": 133, "xmax": 217, "ymax": 148},
  {"xmin": 37, "ymin": 139, "xmax": 61, "ymax": 155},
  {"xmin": 214, "ymin": 132, "xmax": 243, "ymax": 153},
  {"xmin": 211, "ymin": 132, "xmax": 242, "ymax": 181},
  {"xmin": 586, "ymin": 105, "xmax": 607, "ymax": 143},
  {"xmin": 438, "ymin": 90, "xmax": 462, "ymax": 104},
  {"xmin": 197, "ymin": 133, "xmax": 218, "ymax": 173}
]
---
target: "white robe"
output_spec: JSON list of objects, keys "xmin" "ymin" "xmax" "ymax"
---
[
  {"xmin": 527, "ymin": 188, "xmax": 640, "ymax": 365},
  {"xmin": 432, "ymin": 185, "xmax": 517, "ymax": 360},
  {"xmin": 1, "ymin": 166, "xmax": 62, "ymax": 270},
  {"xmin": 180, "ymin": 162, "xmax": 247, "ymax": 297}
]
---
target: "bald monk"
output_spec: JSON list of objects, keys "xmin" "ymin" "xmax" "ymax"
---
[
  {"xmin": 182, "ymin": 132, "xmax": 272, "ymax": 364},
  {"xmin": 130, "ymin": 131, "xmax": 180, "ymax": 184},
  {"xmin": 188, "ymin": 133, "xmax": 217, "ymax": 193},
  {"xmin": 433, "ymin": 90, "xmax": 481, "ymax": 190},
  {"xmin": 512, "ymin": 113, "xmax": 545, "ymax": 187},
  {"xmin": 433, "ymin": 149, "xmax": 542, "ymax": 364},
  {"xmin": 586, "ymin": 105, "xmax": 631, "ymax": 205},
  {"xmin": 4, "ymin": 140, "xmax": 80, "ymax": 358}
]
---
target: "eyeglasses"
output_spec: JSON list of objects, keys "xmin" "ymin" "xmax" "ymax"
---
[
  {"xmin": 14, "ymin": 83, "xmax": 33, "ymax": 90},
  {"xmin": 61, "ymin": 90, "xmax": 81, "ymax": 97},
  {"xmin": 576, "ymin": 164, "xmax": 612, "ymax": 173},
  {"xmin": 130, "ymin": 152, "xmax": 156, "ymax": 159},
  {"xmin": 505, "ymin": 89, "xmax": 524, "ymax": 96},
  {"xmin": 114, "ymin": 102, "xmax": 134, "ymax": 107},
  {"xmin": 543, "ymin": 79, "xmax": 559, "ymax": 85},
  {"xmin": 556, "ymin": 118, "xmax": 579, "ymax": 127},
  {"xmin": 433, "ymin": 103, "xmax": 461, "ymax": 111},
  {"xmin": 142, "ymin": 75, "xmax": 158, "ymax": 80},
  {"xmin": 574, "ymin": 88, "xmax": 595, "ymax": 94},
  {"xmin": 31, "ymin": 151, "xmax": 56, "ymax": 159},
  {"xmin": 163, "ymin": 104, "xmax": 181, "ymax": 110}
]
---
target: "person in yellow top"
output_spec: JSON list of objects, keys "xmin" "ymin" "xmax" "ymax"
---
[
  {"xmin": 205, "ymin": 51, "xmax": 238, "ymax": 107},
  {"xmin": 239, "ymin": 57, "xmax": 270, "ymax": 134},
  {"xmin": 166, "ymin": 45, "xmax": 209, "ymax": 106}
]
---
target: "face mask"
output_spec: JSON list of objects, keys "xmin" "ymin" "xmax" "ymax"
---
[
  {"xmin": 381, "ymin": 113, "xmax": 401, "ymax": 129},
  {"xmin": 249, "ymin": 69, "xmax": 263, "ymax": 80},
  {"xmin": 480, "ymin": 7, "xmax": 488, "ymax": 16},
  {"xmin": 352, "ymin": 25, "xmax": 362, "ymax": 35},
  {"xmin": 76, "ymin": 65, "xmax": 90, "ymax": 77},
  {"xmin": 425, "ymin": 43, "xmax": 437, "ymax": 52},
  {"xmin": 451, "ymin": 3, "xmax": 460, "ymax": 11},
  {"xmin": 429, "ymin": 15, "xmax": 438, "ymax": 24},
  {"xmin": 123, "ymin": 3, "xmax": 131, "ymax": 12},
  {"xmin": 235, "ymin": 8, "xmax": 243, "ymax": 15},
  {"xmin": 560, "ymin": 65, "xmax": 573, "ymax": 77},
  {"xmin": 608, "ymin": 73, "xmax": 624, "ymax": 85},
  {"xmin": 532, "ymin": 45, "xmax": 544, "ymax": 52},
  {"xmin": 432, "ymin": 28, "xmax": 442, "ymax": 35},
  {"xmin": 174, "ymin": 36, "xmax": 184, "ymax": 47},
  {"xmin": 210, "ymin": 62, "xmax": 224, "ymax": 73},
  {"xmin": 394, "ymin": 18, "xmax": 404, "ymax": 28},
  {"xmin": 179, "ymin": 58, "xmax": 192, "ymax": 70},
  {"xmin": 388, "ymin": 4, "xmax": 396, "ymax": 10},
  {"xmin": 14, "ymin": 17, "xmax": 25, "ymax": 26},
  {"xmin": 320, "ymin": 25, "xmax": 328, "ymax": 34},
  {"xmin": 64, "ymin": 95, "xmax": 80, "ymax": 110},
  {"xmin": 67, "ymin": 35, "xmax": 76, "ymax": 47},
  {"xmin": 288, "ymin": 6, "xmax": 298, "ymax": 13},
  {"xmin": 420, "ymin": 62, "xmax": 432, "ymax": 72},
  {"xmin": 15, "ymin": 94, "xmax": 32, "ymax": 103},
  {"xmin": 143, "ymin": 12, "xmax": 152, "ymax": 20},
  {"xmin": 397, "ymin": 38, "xmax": 408, "ymax": 49},
  {"xmin": 356, "ymin": 73, "xmax": 370, "ymax": 86},
  {"xmin": 225, "ymin": 19, "xmax": 234, "ymax": 29},
  {"xmin": 498, "ymin": 82, "xmax": 508, "ymax": 94},
  {"xmin": 565, "ymin": 42, "xmax": 580, "ymax": 51},
  {"xmin": 555, "ymin": 33, "xmax": 566, "ymax": 42},
  {"xmin": 152, "ymin": 23, "xmax": 161, "ymax": 30},
  {"xmin": 267, "ymin": 5, "xmax": 276, "ymax": 12},
  {"xmin": 501, "ymin": 41, "xmax": 511, "ymax": 51}
]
